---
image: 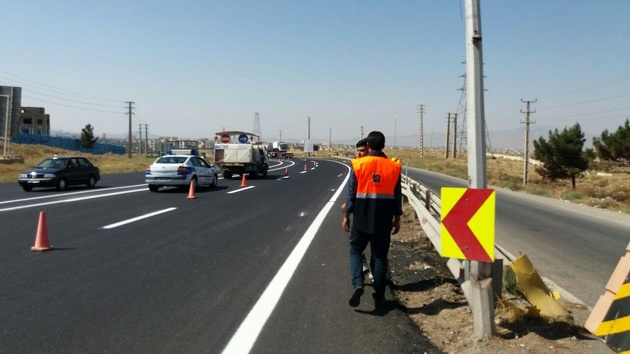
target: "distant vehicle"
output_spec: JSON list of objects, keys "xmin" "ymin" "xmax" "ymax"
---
[
  {"xmin": 18, "ymin": 156, "xmax": 100, "ymax": 191},
  {"xmin": 214, "ymin": 131, "xmax": 269, "ymax": 179},
  {"xmin": 145, "ymin": 149, "xmax": 218, "ymax": 192},
  {"xmin": 266, "ymin": 141, "xmax": 293, "ymax": 159}
]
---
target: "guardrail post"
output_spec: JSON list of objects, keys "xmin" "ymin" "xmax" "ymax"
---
[{"xmin": 425, "ymin": 190, "xmax": 431, "ymax": 211}]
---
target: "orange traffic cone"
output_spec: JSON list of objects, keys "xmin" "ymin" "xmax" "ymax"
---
[
  {"xmin": 187, "ymin": 180, "xmax": 197, "ymax": 199},
  {"xmin": 285, "ymin": 167, "xmax": 288, "ymax": 176},
  {"xmin": 32, "ymin": 211, "xmax": 52, "ymax": 252},
  {"xmin": 240, "ymin": 174, "xmax": 247, "ymax": 187}
]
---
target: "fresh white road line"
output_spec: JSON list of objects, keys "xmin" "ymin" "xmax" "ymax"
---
[
  {"xmin": 227, "ymin": 186, "xmax": 255, "ymax": 194},
  {"xmin": 0, "ymin": 188, "xmax": 147, "ymax": 212},
  {"xmin": 0, "ymin": 184, "xmax": 147, "ymax": 205},
  {"xmin": 275, "ymin": 176, "xmax": 290, "ymax": 181},
  {"xmin": 300, "ymin": 171, "xmax": 307, "ymax": 174},
  {"xmin": 101, "ymin": 207, "xmax": 177, "ymax": 229},
  {"xmin": 222, "ymin": 160, "xmax": 351, "ymax": 354},
  {"xmin": 268, "ymin": 160, "xmax": 295, "ymax": 172}
]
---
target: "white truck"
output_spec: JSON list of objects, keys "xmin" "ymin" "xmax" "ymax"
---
[
  {"xmin": 214, "ymin": 131, "xmax": 269, "ymax": 179},
  {"xmin": 266, "ymin": 141, "xmax": 294, "ymax": 159}
]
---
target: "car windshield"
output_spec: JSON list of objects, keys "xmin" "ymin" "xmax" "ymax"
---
[
  {"xmin": 36, "ymin": 158, "xmax": 68, "ymax": 169},
  {"xmin": 156, "ymin": 156, "xmax": 187, "ymax": 164}
]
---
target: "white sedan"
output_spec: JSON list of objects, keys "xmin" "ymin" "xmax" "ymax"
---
[{"xmin": 145, "ymin": 152, "xmax": 218, "ymax": 192}]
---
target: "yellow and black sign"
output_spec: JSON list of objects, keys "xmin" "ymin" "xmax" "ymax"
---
[
  {"xmin": 586, "ymin": 242, "xmax": 630, "ymax": 353},
  {"xmin": 594, "ymin": 275, "xmax": 630, "ymax": 352}
]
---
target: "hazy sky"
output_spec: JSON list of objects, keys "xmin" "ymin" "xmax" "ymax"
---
[{"xmin": 1, "ymin": 1, "xmax": 628, "ymax": 143}]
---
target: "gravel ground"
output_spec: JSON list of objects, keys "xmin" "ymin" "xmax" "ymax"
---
[{"xmin": 386, "ymin": 203, "xmax": 614, "ymax": 353}]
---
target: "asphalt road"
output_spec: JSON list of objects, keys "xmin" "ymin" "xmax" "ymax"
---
[
  {"xmin": 0, "ymin": 159, "xmax": 437, "ymax": 353},
  {"xmin": 404, "ymin": 166, "xmax": 630, "ymax": 308}
]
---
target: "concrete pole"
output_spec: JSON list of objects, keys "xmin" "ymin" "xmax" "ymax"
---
[
  {"xmin": 453, "ymin": 113, "xmax": 458, "ymax": 158},
  {"xmin": 465, "ymin": 0, "xmax": 495, "ymax": 337},
  {"xmin": 444, "ymin": 113, "xmax": 451, "ymax": 159},
  {"xmin": 521, "ymin": 99, "xmax": 536, "ymax": 185},
  {"xmin": 1, "ymin": 94, "xmax": 11, "ymax": 158}
]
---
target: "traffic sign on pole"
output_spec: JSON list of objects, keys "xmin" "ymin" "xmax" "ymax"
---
[{"xmin": 441, "ymin": 187, "xmax": 495, "ymax": 262}]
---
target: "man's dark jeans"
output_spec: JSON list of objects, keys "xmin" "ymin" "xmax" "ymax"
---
[{"xmin": 349, "ymin": 228, "xmax": 391, "ymax": 300}]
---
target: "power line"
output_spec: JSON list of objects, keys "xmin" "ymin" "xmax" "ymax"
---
[{"xmin": 0, "ymin": 70, "xmax": 123, "ymax": 102}]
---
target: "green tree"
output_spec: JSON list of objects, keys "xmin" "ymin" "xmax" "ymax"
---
[
  {"xmin": 80, "ymin": 124, "xmax": 99, "ymax": 152},
  {"xmin": 592, "ymin": 118, "xmax": 630, "ymax": 162},
  {"xmin": 533, "ymin": 123, "xmax": 588, "ymax": 190}
]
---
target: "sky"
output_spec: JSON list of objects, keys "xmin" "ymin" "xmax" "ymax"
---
[{"xmin": 1, "ymin": 1, "xmax": 628, "ymax": 145}]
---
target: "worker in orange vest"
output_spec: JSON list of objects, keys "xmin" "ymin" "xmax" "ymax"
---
[
  {"xmin": 341, "ymin": 138, "xmax": 372, "ymax": 283},
  {"xmin": 342, "ymin": 131, "xmax": 402, "ymax": 308}
]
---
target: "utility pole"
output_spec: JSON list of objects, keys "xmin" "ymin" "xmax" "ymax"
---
[
  {"xmin": 307, "ymin": 116, "xmax": 311, "ymax": 156},
  {"xmin": 521, "ymin": 99, "xmax": 537, "ymax": 185},
  {"xmin": 307, "ymin": 116, "xmax": 311, "ymax": 140},
  {"xmin": 1, "ymin": 90, "xmax": 13, "ymax": 158},
  {"xmin": 418, "ymin": 104, "xmax": 425, "ymax": 157},
  {"xmin": 138, "ymin": 123, "xmax": 143, "ymax": 155},
  {"xmin": 144, "ymin": 124, "xmax": 149, "ymax": 155},
  {"xmin": 444, "ymin": 113, "xmax": 451, "ymax": 159},
  {"xmin": 465, "ymin": 0, "xmax": 495, "ymax": 336},
  {"xmin": 126, "ymin": 101, "xmax": 134, "ymax": 159},
  {"xmin": 452, "ymin": 113, "xmax": 458, "ymax": 158}
]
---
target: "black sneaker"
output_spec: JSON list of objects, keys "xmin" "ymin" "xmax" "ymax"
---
[
  {"xmin": 373, "ymin": 293, "xmax": 385, "ymax": 309},
  {"xmin": 349, "ymin": 286, "xmax": 364, "ymax": 307}
]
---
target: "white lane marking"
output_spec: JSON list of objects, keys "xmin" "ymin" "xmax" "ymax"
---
[
  {"xmin": 101, "ymin": 207, "xmax": 177, "ymax": 229},
  {"xmin": 268, "ymin": 160, "xmax": 295, "ymax": 172},
  {"xmin": 300, "ymin": 171, "xmax": 307, "ymax": 174},
  {"xmin": 222, "ymin": 160, "xmax": 351, "ymax": 354},
  {"xmin": 275, "ymin": 176, "xmax": 290, "ymax": 181},
  {"xmin": 0, "ymin": 188, "xmax": 147, "ymax": 212},
  {"xmin": 0, "ymin": 184, "xmax": 147, "ymax": 205},
  {"xmin": 337, "ymin": 173, "xmax": 344, "ymax": 178},
  {"xmin": 227, "ymin": 186, "xmax": 255, "ymax": 194}
]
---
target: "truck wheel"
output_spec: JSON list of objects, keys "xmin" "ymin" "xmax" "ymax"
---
[
  {"xmin": 249, "ymin": 171, "xmax": 258, "ymax": 179},
  {"xmin": 224, "ymin": 172, "xmax": 232, "ymax": 179}
]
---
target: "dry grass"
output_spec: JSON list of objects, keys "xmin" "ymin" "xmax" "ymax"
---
[
  {"xmin": 4, "ymin": 143, "xmax": 630, "ymax": 214},
  {"xmin": 0, "ymin": 142, "xmax": 156, "ymax": 183}
]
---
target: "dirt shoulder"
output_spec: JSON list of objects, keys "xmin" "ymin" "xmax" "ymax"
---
[{"xmin": 387, "ymin": 203, "xmax": 613, "ymax": 353}]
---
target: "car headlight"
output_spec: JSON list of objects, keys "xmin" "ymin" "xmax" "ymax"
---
[
  {"xmin": 19, "ymin": 174, "xmax": 27, "ymax": 178},
  {"xmin": 44, "ymin": 174, "xmax": 56, "ymax": 178}
]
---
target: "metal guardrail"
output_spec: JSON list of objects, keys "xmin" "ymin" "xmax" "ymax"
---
[{"xmin": 400, "ymin": 169, "xmax": 466, "ymax": 284}]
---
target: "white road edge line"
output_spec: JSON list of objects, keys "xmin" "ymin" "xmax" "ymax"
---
[
  {"xmin": 222, "ymin": 160, "xmax": 350, "ymax": 354},
  {"xmin": 101, "ymin": 207, "xmax": 177, "ymax": 229},
  {"xmin": 0, "ymin": 184, "xmax": 147, "ymax": 205},
  {"xmin": 0, "ymin": 188, "xmax": 147, "ymax": 212}
]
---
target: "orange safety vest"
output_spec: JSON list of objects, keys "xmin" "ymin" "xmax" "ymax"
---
[{"xmin": 351, "ymin": 155, "xmax": 402, "ymax": 233}]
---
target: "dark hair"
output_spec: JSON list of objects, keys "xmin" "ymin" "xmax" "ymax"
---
[
  {"xmin": 366, "ymin": 131, "xmax": 385, "ymax": 151},
  {"xmin": 356, "ymin": 138, "xmax": 367, "ymax": 148}
]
